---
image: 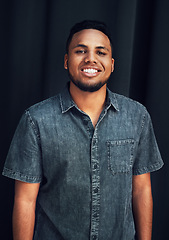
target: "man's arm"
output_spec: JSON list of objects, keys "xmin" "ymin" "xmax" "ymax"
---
[
  {"xmin": 132, "ymin": 172, "xmax": 153, "ymax": 240},
  {"xmin": 13, "ymin": 180, "xmax": 40, "ymax": 240}
]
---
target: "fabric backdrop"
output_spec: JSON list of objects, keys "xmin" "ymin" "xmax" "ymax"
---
[{"xmin": 0, "ymin": 0, "xmax": 169, "ymax": 239}]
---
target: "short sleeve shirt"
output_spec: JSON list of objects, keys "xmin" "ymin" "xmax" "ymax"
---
[{"xmin": 2, "ymin": 84, "xmax": 163, "ymax": 240}]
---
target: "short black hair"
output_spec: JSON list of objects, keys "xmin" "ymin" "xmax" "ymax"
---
[{"xmin": 66, "ymin": 20, "xmax": 113, "ymax": 54}]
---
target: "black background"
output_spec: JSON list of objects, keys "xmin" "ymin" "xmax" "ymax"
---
[{"xmin": 0, "ymin": 0, "xmax": 169, "ymax": 239}]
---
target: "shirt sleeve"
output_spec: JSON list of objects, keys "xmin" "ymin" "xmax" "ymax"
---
[
  {"xmin": 2, "ymin": 110, "xmax": 42, "ymax": 183},
  {"xmin": 133, "ymin": 109, "xmax": 164, "ymax": 175}
]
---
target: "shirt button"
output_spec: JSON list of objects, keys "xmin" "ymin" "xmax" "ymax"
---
[
  {"xmin": 93, "ymin": 213, "xmax": 98, "ymax": 218},
  {"xmin": 94, "ymin": 188, "xmax": 98, "ymax": 193},
  {"xmin": 94, "ymin": 164, "xmax": 97, "ymax": 169}
]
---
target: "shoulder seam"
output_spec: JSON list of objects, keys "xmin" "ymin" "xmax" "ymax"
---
[{"xmin": 25, "ymin": 110, "xmax": 41, "ymax": 141}]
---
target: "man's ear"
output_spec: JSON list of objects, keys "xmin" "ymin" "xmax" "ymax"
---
[
  {"xmin": 64, "ymin": 54, "xmax": 68, "ymax": 69},
  {"xmin": 111, "ymin": 58, "xmax": 115, "ymax": 72}
]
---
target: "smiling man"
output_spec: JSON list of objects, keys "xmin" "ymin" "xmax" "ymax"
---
[{"xmin": 2, "ymin": 20, "xmax": 163, "ymax": 240}]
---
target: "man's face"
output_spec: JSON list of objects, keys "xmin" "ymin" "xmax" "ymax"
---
[{"xmin": 64, "ymin": 29, "xmax": 114, "ymax": 92}]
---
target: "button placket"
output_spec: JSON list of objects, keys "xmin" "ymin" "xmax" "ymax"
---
[{"xmin": 90, "ymin": 130, "xmax": 100, "ymax": 240}]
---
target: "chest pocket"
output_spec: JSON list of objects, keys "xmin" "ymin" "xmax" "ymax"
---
[{"xmin": 107, "ymin": 139, "xmax": 135, "ymax": 175}]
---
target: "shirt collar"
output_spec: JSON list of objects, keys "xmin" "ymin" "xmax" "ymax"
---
[
  {"xmin": 60, "ymin": 83, "xmax": 75, "ymax": 113},
  {"xmin": 60, "ymin": 82, "xmax": 119, "ymax": 113},
  {"xmin": 106, "ymin": 88, "xmax": 119, "ymax": 112}
]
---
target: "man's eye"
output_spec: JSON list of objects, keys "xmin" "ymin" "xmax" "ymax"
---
[
  {"xmin": 75, "ymin": 50, "xmax": 86, "ymax": 54},
  {"xmin": 97, "ymin": 51, "xmax": 106, "ymax": 56}
]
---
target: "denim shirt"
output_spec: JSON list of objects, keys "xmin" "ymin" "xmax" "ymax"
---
[{"xmin": 2, "ymin": 84, "xmax": 163, "ymax": 240}]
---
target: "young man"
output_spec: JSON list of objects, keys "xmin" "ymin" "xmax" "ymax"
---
[{"xmin": 3, "ymin": 20, "xmax": 163, "ymax": 240}]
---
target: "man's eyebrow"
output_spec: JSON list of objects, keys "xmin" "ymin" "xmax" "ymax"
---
[
  {"xmin": 73, "ymin": 44, "xmax": 88, "ymax": 49},
  {"xmin": 96, "ymin": 46, "xmax": 109, "ymax": 51},
  {"xmin": 73, "ymin": 44, "xmax": 109, "ymax": 51}
]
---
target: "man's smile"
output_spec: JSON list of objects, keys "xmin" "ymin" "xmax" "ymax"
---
[{"xmin": 80, "ymin": 67, "xmax": 102, "ymax": 77}]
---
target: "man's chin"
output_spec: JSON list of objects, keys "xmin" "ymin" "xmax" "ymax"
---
[
  {"xmin": 70, "ymin": 79, "xmax": 108, "ymax": 93},
  {"xmin": 67, "ymin": 68, "xmax": 111, "ymax": 93}
]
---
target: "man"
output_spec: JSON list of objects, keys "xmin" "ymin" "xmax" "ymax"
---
[{"xmin": 2, "ymin": 20, "xmax": 163, "ymax": 240}]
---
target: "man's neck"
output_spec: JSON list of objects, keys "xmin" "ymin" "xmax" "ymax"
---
[{"xmin": 69, "ymin": 82, "xmax": 107, "ymax": 127}]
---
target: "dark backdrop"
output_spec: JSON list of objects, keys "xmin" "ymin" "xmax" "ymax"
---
[{"xmin": 0, "ymin": 0, "xmax": 169, "ymax": 239}]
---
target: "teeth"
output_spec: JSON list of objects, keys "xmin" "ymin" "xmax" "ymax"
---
[{"xmin": 83, "ymin": 69, "xmax": 98, "ymax": 73}]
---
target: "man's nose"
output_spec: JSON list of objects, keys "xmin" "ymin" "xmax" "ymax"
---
[{"xmin": 84, "ymin": 51, "xmax": 97, "ymax": 63}]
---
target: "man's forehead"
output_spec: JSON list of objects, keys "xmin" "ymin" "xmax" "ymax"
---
[{"xmin": 70, "ymin": 29, "xmax": 111, "ymax": 48}]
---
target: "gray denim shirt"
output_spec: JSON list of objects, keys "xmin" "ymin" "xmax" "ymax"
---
[{"xmin": 2, "ymin": 84, "xmax": 163, "ymax": 240}]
